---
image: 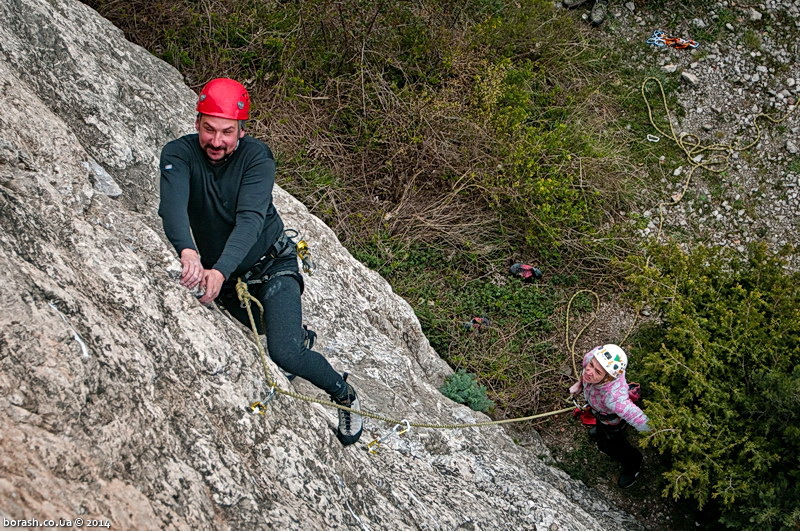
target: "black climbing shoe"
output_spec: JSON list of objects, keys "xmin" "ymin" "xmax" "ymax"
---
[
  {"xmin": 331, "ymin": 374, "xmax": 363, "ymax": 447},
  {"xmin": 618, "ymin": 467, "xmax": 641, "ymax": 488}
]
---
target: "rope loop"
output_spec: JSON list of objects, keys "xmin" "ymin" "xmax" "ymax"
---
[{"xmin": 640, "ymin": 77, "xmax": 797, "ymax": 242}]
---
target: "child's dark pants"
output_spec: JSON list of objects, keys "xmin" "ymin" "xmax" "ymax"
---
[{"xmin": 595, "ymin": 420, "xmax": 643, "ymax": 474}]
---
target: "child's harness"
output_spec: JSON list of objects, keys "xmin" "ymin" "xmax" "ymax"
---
[{"xmin": 573, "ymin": 382, "xmax": 642, "ymax": 426}]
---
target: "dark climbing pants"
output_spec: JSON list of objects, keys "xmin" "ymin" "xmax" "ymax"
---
[
  {"xmin": 595, "ymin": 421, "xmax": 643, "ymax": 474},
  {"xmin": 218, "ymin": 255, "xmax": 347, "ymax": 399}
]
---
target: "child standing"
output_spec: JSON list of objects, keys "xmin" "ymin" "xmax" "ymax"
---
[{"xmin": 569, "ymin": 344, "xmax": 650, "ymax": 488}]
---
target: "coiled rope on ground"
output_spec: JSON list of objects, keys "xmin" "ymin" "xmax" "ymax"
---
[{"xmin": 640, "ymin": 76, "xmax": 797, "ymax": 242}]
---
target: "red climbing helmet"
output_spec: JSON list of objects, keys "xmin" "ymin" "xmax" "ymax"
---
[{"xmin": 196, "ymin": 78, "xmax": 250, "ymax": 120}]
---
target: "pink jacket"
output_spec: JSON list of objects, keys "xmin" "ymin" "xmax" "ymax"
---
[{"xmin": 582, "ymin": 347, "xmax": 650, "ymax": 432}]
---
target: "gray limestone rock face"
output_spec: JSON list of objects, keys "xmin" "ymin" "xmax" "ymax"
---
[{"xmin": 0, "ymin": 0, "xmax": 641, "ymax": 529}]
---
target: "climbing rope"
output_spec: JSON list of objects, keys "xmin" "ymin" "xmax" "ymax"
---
[
  {"xmin": 235, "ymin": 278, "xmax": 575, "ymax": 432},
  {"xmin": 640, "ymin": 76, "xmax": 797, "ymax": 242},
  {"xmin": 564, "ymin": 289, "xmax": 599, "ymax": 380},
  {"xmin": 562, "ymin": 288, "xmax": 638, "ymax": 377}
]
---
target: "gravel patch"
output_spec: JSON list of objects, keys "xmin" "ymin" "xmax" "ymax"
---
[{"xmin": 606, "ymin": 0, "xmax": 800, "ymax": 265}]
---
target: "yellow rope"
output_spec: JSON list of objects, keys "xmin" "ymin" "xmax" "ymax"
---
[
  {"xmin": 561, "ymin": 77, "xmax": 794, "ymax": 358},
  {"xmin": 235, "ymin": 278, "xmax": 575, "ymax": 429},
  {"xmin": 640, "ymin": 77, "xmax": 797, "ymax": 242},
  {"xmin": 564, "ymin": 289, "xmax": 599, "ymax": 380}
]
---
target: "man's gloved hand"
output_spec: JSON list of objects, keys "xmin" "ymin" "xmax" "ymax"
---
[
  {"xmin": 179, "ymin": 248, "xmax": 203, "ymax": 289},
  {"xmin": 199, "ymin": 269, "xmax": 225, "ymax": 304}
]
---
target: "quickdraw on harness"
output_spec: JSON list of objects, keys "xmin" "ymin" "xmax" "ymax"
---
[
  {"xmin": 646, "ymin": 29, "xmax": 699, "ymax": 50},
  {"xmin": 296, "ymin": 239, "xmax": 315, "ymax": 274}
]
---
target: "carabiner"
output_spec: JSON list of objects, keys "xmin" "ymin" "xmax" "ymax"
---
[
  {"xmin": 248, "ymin": 387, "xmax": 277, "ymax": 415},
  {"xmin": 394, "ymin": 419, "xmax": 411, "ymax": 436},
  {"xmin": 296, "ymin": 240, "xmax": 316, "ymax": 275},
  {"xmin": 366, "ymin": 420, "xmax": 412, "ymax": 454},
  {"xmin": 572, "ymin": 398, "xmax": 589, "ymax": 411}
]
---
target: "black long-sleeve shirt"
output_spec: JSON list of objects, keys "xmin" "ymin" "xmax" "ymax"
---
[{"xmin": 158, "ymin": 134, "xmax": 284, "ymax": 279}]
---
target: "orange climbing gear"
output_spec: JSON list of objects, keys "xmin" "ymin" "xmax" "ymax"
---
[{"xmin": 646, "ymin": 29, "xmax": 699, "ymax": 50}]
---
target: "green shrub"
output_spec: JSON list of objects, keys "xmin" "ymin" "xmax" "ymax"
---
[
  {"xmin": 440, "ymin": 369, "xmax": 495, "ymax": 412},
  {"xmin": 625, "ymin": 242, "xmax": 800, "ymax": 529}
]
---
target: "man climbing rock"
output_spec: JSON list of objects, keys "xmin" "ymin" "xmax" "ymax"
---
[{"xmin": 158, "ymin": 77, "xmax": 363, "ymax": 446}]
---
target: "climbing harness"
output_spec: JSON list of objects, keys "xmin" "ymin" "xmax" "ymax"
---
[
  {"xmin": 242, "ymin": 230, "xmax": 298, "ymax": 282},
  {"xmin": 646, "ymin": 29, "xmax": 699, "ymax": 49},
  {"xmin": 571, "ymin": 383, "xmax": 642, "ymax": 427},
  {"xmin": 243, "ymin": 268, "xmax": 303, "ymax": 288},
  {"xmin": 234, "ymin": 278, "xmax": 576, "ymax": 439},
  {"xmin": 366, "ymin": 420, "xmax": 411, "ymax": 454},
  {"xmin": 241, "ymin": 229, "xmax": 315, "ymax": 284}
]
